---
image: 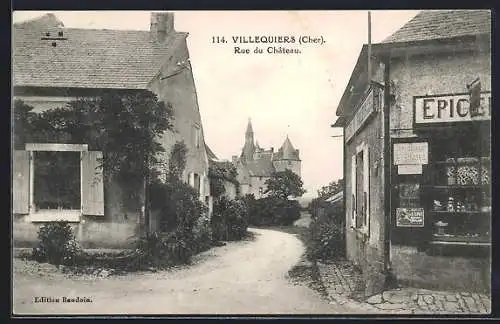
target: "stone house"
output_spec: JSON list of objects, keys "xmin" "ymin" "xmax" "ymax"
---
[
  {"xmin": 12, "ymin": 12, "xmax": 212, "ymax": 248},
  {"xmin": 206, "ymin": 144, "xmax": 239, "ymax": 200},
  {"xmin": 232, "ymin": 119, "xmax": 301, "ymax": 198},
  {"xmin": 333, "ymin": 10, "xmax": 491, "ymax": 295}
]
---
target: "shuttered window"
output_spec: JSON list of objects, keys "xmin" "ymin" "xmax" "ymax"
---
[
  {"xmin": 13, "ymin": 150, "xmax": 30, "ymax": 214},
  {"xmin": 363, "ymin": 145, "xmax": 370, "ymax": 234},
  {"xmin": 13, "ymin": 149, "xmax": 105, "ymax": 220},
  {"xmin": 351, "ymin": 144, "xmax": 370, "ymax": 235},
  {"xmin": 351, "ymin": 154, "xmax": 357, "ymax": 228}
]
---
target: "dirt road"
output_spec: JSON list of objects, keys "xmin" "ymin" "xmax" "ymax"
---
[{"xmin": 13, "ymin": 228, "xmax": 353, "ymax": 315}]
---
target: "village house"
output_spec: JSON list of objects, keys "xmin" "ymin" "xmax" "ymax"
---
[
  {"xmin": 12, "ymin": 12, "xmax": 213, "ymax": 248},
  {"xmin": 206, "ymin": 144, "xmax": 239, "ymax": 200},
  {"xmin": 333, "ymin": 10, "xmax": 491, "ymax": 295},
  {"xmin": 232, "ymin": 119, "xmax": 301, "ymax": 198}
]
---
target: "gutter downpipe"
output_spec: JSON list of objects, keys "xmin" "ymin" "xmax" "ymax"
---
[{"xmin": 383, "ymin": 55, "xmax": 393, "ymax": 287}]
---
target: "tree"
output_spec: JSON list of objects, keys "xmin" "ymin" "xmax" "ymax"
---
[
  {"xmin": 14, "ymin": 90, "xmax": 174, "ymax": 186},
  {"xmin": 208, "ymin": 161, "xmax": 238, "ymax": 199},
  {"xmin": 264, "ymin": 169, "xmax": 306, "ymax": 200},
  {"xmin": 317, "ymin": 178, "xmax": 344, "ymax": 200},
  {"xmin": 13, "ymin": 100, "xmax": 36, "ymax": 149}
]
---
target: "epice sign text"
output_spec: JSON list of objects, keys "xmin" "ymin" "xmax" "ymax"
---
[{"xmin": 414, "ymin": 92, "xmax": 491, "ymax": 124}]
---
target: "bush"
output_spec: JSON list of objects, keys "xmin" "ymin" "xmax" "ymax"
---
[
  {"xmin": 135, "ymin": 231, "xmax": 192, "ymax": 267},
  {"xmin": 308, "ymin": 217, "xmax": 345, "ymax": 261},
  {"xmin": 247, "ymin": 196, "xmax": 301, "ymax": 226},
  {"xmin": 32, "ymin": 221, "xmax": 83, "ymax": 266},
  {"xmin": 149, "ymin": 177, "xmax": 208, "ymax": 234},
  {"xmin": 147, "ymin": 176, "xmax": 210, "ymax": 265},
  {"xmin": 212, "ymin": 197, "xmax": 249, "ymax": 241},
  {"xmin": 193, "ymin": 213, "xmax": 213, "ymax": 253}
]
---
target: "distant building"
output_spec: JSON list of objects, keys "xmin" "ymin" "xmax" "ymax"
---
[
  {"xmin": 232, "ymin": 119, "xmax": 301, "ymax": 198},
  {"xmin": 206, "ymin": 144, "xmax": 238, "ymax": 200}
]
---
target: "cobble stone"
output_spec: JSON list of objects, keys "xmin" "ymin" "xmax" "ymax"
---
[
  {"xmin": 456, "ymin": 295, "xmax": 468, "ymax": 312},
  {"xmin": 443, "ymin": 301, "xmax": 461, "ymax": 313},
  {"xmin": 423, "ymin": 294, "xmax": 434, "ymax": 304},
  {"xmin": 463, "ymin": 296, "xmax": 478, "ymax": 312},
  {"xmin": 366, "ymin": 294, "xmax": 383, "ymax": 304},
  {"xmin": 417, "ymin": 295, "xmax": 427, "ymax": 308},
  {"xmin": 427, "ymin": 303, "xmax": 440, "ymax": 312},
  {"xmin": 445, "ymin": 294, "xmax": 458, "ymax": 302},
  {"xmin": 479, "ymin": 295, "xmax": 491, "ymax": 312},
  {"xmin": 375, "ymin": 302, "xmax": 406, "ymax": 310},
  {"xmin": 385, "ymin": 290, "xmax": 408, "ymax": 304},
  {"xmin": 316, "ymin": 259, "xmax": 491, "ymax": 315}
]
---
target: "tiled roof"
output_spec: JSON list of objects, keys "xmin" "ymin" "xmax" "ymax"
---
[
  {"xmin": 278, "ymin": 136, "xmax": 299, "ymax": 160},
  {"xmin": 383, "ymin": 10, "xmax": 491, "ymax": 44},
  {"xmin": 205, "ymin": 144, "xmax": 219, "ymax": 161},
  {"xmin": 325, "ymin": 191, "xmax": 343, "ymax": 204},
  {"xmin": 13, "ymin": 15, "xmax": 186, "ymax": 90},
  {"xmin": 245, "ymin": 158, "xmax": 275, "ymax": 177}
]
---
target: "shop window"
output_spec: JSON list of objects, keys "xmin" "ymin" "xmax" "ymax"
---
[
  {"xmin": 351, "ymin": 144, "xmax": 370, "ymax": 233},
  {"xmin": 399, "ymin": 182, "xmax": 420, "ymax": 208},
  {"xmin": 424, "ymin": 123, "xmax": 491, "ymax": 246}
]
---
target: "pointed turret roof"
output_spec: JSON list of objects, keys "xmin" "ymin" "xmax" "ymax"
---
[
  {"xmin": 245, "ymin": 118, "xmax": 253, "ymax": 135},
  {"xmin": 279, "ymin": 135, "xmax": 299, "ymax": 160},
  {"xmin": 241, "ymin": 117, "xmax": 255, "ymax": 162}
]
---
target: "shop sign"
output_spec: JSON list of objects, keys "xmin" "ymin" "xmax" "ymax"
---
[
  {"xmin": 345, "ymin": 88, "xmax": 378, "ymax": 142},
  {"xmin": 393, "ymin": 142, "xmax": 428, "ymax": 165},
  {"xmin": 396, "ymin": 208, "xmax": 424, "ymax": 227},
  {"xmin": 398, "ymin": 164, "xmax": 422, "ymax": 175},
  {"xmin": 414, "ymin": 92, "xmax": 491, "ymax": 125}
]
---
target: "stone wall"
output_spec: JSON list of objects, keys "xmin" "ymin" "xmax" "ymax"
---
[
  {"xmin": 13, "ymin": 175, "xmax": 141, "ymax": 249},
  {"xmin": 344, "ymin": 88, "xmax": 387, "ymax": 296},
  {"xmin": 389, "ymin": 50, "xmax": 491, "ymax": 138}
]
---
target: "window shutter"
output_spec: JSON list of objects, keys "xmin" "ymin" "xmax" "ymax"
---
[
  {"xmin": 13, "ymin": 150, "xmax": 30, "ymax": 214},
  {"xmin": 199, "ymin": 174, "xmax": 205, "ymax": 199},
  {"xmin": 81, "ymin": 151, "xmax": 104, "ymax": 216},
  {"xmin": 363, "ymin": 145, "xmax": 370, "ymax": 234},
  {"xmin": 351, "ymin": 154, "xmax": 357, "ymax": 228}
]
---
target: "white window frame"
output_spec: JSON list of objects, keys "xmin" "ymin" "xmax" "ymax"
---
[
  {"xmin": 25, "ymin": 143, "xmax": 89, "ymax": 222},
  {"xmin": 352, "ymin": 142, "xmax": 370, "ymax": 236}
]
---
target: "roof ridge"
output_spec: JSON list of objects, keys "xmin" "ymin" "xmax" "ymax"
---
[{"xmin": 381, "ymin": 10, "xmax": 491, "ymax": 44}]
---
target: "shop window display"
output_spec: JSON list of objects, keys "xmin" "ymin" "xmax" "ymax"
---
[{"xmin": 424, "ymin": 124, "xmax": 491, "ymax": 245}]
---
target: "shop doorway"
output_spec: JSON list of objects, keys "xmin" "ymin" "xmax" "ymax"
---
[{"xmin": 355, "ymin": 150, "xmax": 365, "ymax": 227}]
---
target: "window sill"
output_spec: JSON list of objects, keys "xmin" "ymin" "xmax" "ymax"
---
[{"xmin": 29, "ymin": 210, "xmax": 81, "ymax": 223}]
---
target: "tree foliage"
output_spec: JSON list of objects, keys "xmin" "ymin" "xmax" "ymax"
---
[
  {"xmin": 264, "ymin": 169, "xmax": 306, "ymax": 200},
  {"xmin": 168, "ymin": 141, "xmax": 188, "ymax": 180},
  {"xmin": 208, "ymin": 161, "xmax": 239, "ymax": 199},
  {"xmin": 317, "ymin": 178, "xmax": 344, "ymax": 200},
  {"xmin": 13, "ymin": 91, "xmax": 174, "ymax": 187}
]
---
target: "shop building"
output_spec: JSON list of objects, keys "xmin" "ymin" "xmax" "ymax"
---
[{"xmin": 333, "ymin": 10, "xmax": 491, "ymax": 295}]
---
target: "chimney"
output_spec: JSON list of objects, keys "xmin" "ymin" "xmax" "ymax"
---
[
  {"xmin": 232, "ymin": 155, "xmax": 238, "ymax": 164},
  {"xmin": 150, "ymin": 12, "xmax": 175, "ymax": 42}
]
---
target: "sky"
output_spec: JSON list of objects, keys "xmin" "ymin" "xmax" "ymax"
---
[{"xmin": 13, "ymin": 10, "xmax": 420, "ymax": 198}]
